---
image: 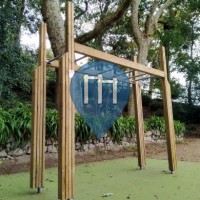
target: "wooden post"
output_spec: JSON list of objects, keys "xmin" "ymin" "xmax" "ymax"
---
[
  {"xmin": 58, "ymin": 2, "xmax": 75, "ymax": 200},
  {"xmin": 30, "ymin": 23, "xmax": 46, "ymax": 191},
  {"xmin": 160, "ymin": 47, "xmax": 177, "ymax": 172},
  {"xmin": 132, "ymin": 57, "xmax": 146, "ymax": 169}
]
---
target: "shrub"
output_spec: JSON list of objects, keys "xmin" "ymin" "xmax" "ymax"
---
[
  {"xmin": 145, "ymin": 116, "xmax": 165, "ymax": 134},
  {"xmin": 109, "ymin": 116, "xmax": 136, "ymax": 142},
  {"xmin": 145, "ymin": 115, "xmax": 186, "ymax": 140},
  {"xmin": 75, "ymin": 114, "xmax": 95, "ymax": 143},
  {"xmin": 0, "ymin": 104, "xmax": 187, "ymax": 149},
  {"xmin": 142, "ymin": 94, "xmax": 152, "ymax": 106},
  {"xmin": 145, "ymin": 115, "xmax": 165, "ymax": 140},
  {"xmin": 9, "ymin": 103, "xmax": 32, "ymax": 148},
  {"xmin": 46, "ymin": 108, "xmax": 58, "ymax": 140},
  {"xmin": 174, "ymin": 120, "xmax": 185, "ymax": 137},
  {"xmin": 0, "ymin": 108, "xmax": 13, "ymax": 148}
]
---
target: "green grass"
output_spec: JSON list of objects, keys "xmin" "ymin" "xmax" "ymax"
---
[{"xmin": 0, "ymin": 158, "xmax": 200, "ymax": 200}]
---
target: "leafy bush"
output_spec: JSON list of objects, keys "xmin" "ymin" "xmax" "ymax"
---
[
  {"xmin": 142, "ymin": 94, "xmax": 152, "ymax": 106},
  {"xmin": 145, "ymin": 115, "xmax": 186, "ymax": 140},
  {"xmin": 0, "ymin": 104, "xmax": 187, "ymax": 149},
  {"xmin": 174, "ymin": 120, "xmax": 186, "ymax": 137},
  {"xmin": 145, "ymin": 115, "xmax": 166, "ymax": 140},
  {"xmin": 75, "ymin": 114, "xmax": 95, "ymax": 143},
  {"xmin": 145, "ymin": 116, "xmax": 165, "ymax": 134},
  {"xmin": 109, "ymin": 116, "xmax": 136, "ymax": 142},
  {"xmin": 46, "ymin": 108, "xmax": 58, "ymax": 140},
  {"xmin": 9, "ymin": 103, "xmax": 32, "ymax": 148},
  {"xmin": 0, "ymin": 108, "xmax": 13, "ymax": 148}
]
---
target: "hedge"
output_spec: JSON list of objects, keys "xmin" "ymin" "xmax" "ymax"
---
[{"xmin": 0, "ymin": 104, "xmax": 186, "ymax": 149}]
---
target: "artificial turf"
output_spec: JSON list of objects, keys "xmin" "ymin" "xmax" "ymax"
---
[{"xmin": 0, "ymin": 158, "xmax": 200, "ymax": 200}]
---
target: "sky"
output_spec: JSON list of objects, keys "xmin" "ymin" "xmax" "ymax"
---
[{"xmin": 21, "ymin": 29, "xmax": 88, "ymax": 66}]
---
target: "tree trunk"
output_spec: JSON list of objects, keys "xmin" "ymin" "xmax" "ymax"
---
[
  {"xmin": 41, "ymin": 0, "xmax": 132, "ymax": 106},
  {"xmin": 165, "ymin": 43, "xmax": 170, "ymax": 81},
  {"xmin": 41, "ymin": 0, "xmax": 131, "ymax": 56},
  {"xmin": 148, "ymin": 77, "xmax": 154, "ymax": 98},
  {"xmin": 127, "ymin": 38, "xmax": 150, "ymax": 116},
  {"xmin": 41, "ymin": 0, "xmax": 65, "ymax": 57},
  {"xmin": 137, "ymin": 39, "xmax": 151, "ymax": 64},
  {"xmin": 188, "ymin": 79, "xmax": 192, "ymax": 106}
]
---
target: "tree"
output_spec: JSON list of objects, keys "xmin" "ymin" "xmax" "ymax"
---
[
  {"xmin": 41, "ymin": 0, "xmax": 132, "ymax": 105},
  {"xmin": 159, "ymin": 0, "xmax": 200, "ymax": 105},
  {"xmin": 0, "ymin": 0, "xmax": 36, "ymax": 101},
  {"xmin": 41, "ymin": 0, "xmax": 132, "ymax": 57}
]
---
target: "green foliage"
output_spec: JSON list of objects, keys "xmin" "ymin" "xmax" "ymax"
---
[
  {"xmin": 9, "ymin": 103, "xmax": 32, "ymax": 148},
  {"xmin": 46, "ymin": 109, "xmax": 59, "ymax": 140},
  {"xmin": 0, "ymin": 108, "xmax": 13, "ymax": 148},
  {"xmin": 142, "ymin": 94, "xmax": 152, "ymax": 106},
  {"xmin": 0, "ymin": 1, "xmax": 37, "ymax": 101},
  {"xmin": 109, "ymin": 117, "xmax": 136, "ymax": 142},
  {"xmin": 75, "ymin": 115, "xmax": 95, "ymax": 143},
  {"xmin": 0, "ymin": 103, "xmax": 187, "ymax": 148},
  {"xmin": 172, "ymin": 102, "xmax": 200, "ymax": 124},
  {"xmin": 170, "ymin": 79, "xmax": 183, "ymax": 100},
  {"xmin": 146, "ymin": 115, "xmax": 166, "ymax": 136},
  {"xmin": 145, "ymin": 115, "xmax": 186, "ymax": 141},
  {"xmin": 174, "ymin": 120, "xmax": 186, "ymax": 137}
]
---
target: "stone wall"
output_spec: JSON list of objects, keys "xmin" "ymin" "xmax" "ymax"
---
[{"xmin": 0, "ymin": 132, "xmax": 182, "ymax": 160}]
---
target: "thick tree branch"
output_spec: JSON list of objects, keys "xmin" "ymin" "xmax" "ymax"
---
[
  {"xmin": 144, "ymin": 0, "xmax": 158, "ymax": 36},
  {"xmin": 154, "ymin": 0, "xmax": 178, "ymax": 24},
  {"xmin": 41, "ymin": 0, "xmax": 65, "ymax": 56},
  {"xmin": 131, "ymin": 0, "xmax": 142, "ymax": 47},
  {"xmin": 76, "ymin": 0, "xmax": 132, "ymax": 44},
  {"xmin": 74, "ymin": 1, "xmax": 88, "ymax": 20},
  {"xmin": 101, "ymin": 0, "xmax": 111, "ymax": 17}
]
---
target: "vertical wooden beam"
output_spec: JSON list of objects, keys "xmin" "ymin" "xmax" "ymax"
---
[
  {"xmin": 58, "ymin": 2, "xmax": 75, "ymax": 200},
  {"xmin": 160, "ymin": 47, "xmax": 177, "ymax": 172},
  {"xmin": 30, "ymin": 69, "xmax": 38, "ymax": 188},
  {"xmin": 132, "ymin": 57, "xmax": 146, "ymax": 169},
  {"xmin": 58, "ymin": 54, "xmax": 67, "ymax": 199},
  {"xmin": 30, "ymin": 23, "xmax": 46, "ymax": 191},
  {"xmin": 40, "ymin": 23, "xmax": 47, "ymax": 188}
]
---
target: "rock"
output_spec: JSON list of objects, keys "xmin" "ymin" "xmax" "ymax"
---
[
  {"xmin": 145, "ymin": 131, "xmax": 152, "ymax": 137},
  {"xmin": 145, "ymin": 136, "xmax": 152, "ymax": 142},
  {"xmin": 0, "ymin": 150, "xmax": 7, "ymax": 158},
  {"xmin": 83, "ymin": 144, "xmax": 88, "ymax": 151},
  {"xmin": 123, "ymin": 137, "xmax": 128, "ymax": 142},
  {"xmin": 108, "ymin": 141, "xmax": 113, "ymax": 146},
  {"xmin": 47, "ymin": 145, "xmax": 57, "ymax": 153},
  {"xmin": 46, "ymin": 139, "xmax": 52, "ymax": 146},
  {"xmin": 88, "ymin": 144, "xmax": 95, "ymax": 150},
  {"xmin": 27, "ymin": 147, "xmax": 31, "ymax": 155},
  {"xmin": 23, "ymin": 143, "xmax": 30, "ymax": 151},
  {"xmin": 9, "ymin": 148, "xmax": 25, "ymax": 157},
  {"xmin": 96, "ymin": 143, "xmax": 104, "ymax": 148},
  {"xmin": 7, "ymin": 136, "xmax": 15, "ymax": 143},
  {"xmin": 100, "ymin": 138, "xmax": 104, "ymax": 143},
  {"xmin": 122, "ymin": 141, "xmax": 130, "ymax": 146}
]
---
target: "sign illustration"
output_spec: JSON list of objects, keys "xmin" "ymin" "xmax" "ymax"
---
[{"xmin": 70, "ymin": 61, "xmax": 131, "ymax": 138}]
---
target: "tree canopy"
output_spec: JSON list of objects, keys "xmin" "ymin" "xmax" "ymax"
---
[{"xmin": 0, "ymin": 0, "xmax": 200, "ymax": 107}]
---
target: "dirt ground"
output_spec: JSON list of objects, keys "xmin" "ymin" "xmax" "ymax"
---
[{"xmin": 0, "ymin": 137, "xmax": 200, "ymax": 175}]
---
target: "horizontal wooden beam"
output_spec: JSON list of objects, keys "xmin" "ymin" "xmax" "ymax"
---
[
  {"xmin": 47, "ymin": 60, "xmax": 79, "ymax": 71},
  {"xmin": 47, "ymin": 60, "xmax": 59, "ymax": 68},
  {"xmin": 74, "ymin": 43, "xmax": 165, "ymax": 78}
]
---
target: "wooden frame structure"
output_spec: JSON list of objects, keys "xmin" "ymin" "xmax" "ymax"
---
[{"xmin": 30, "ymin": 2, "xmax": 177, "ymax": 200}]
